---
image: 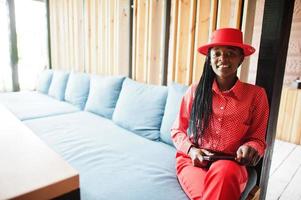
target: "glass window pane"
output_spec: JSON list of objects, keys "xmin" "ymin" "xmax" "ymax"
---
[
  {"xmin": 0, "ymin": 0, "xmax": 12, "ymax": 92},
  {"xmin": 15, "ymin": 0, "xmax": 48, "ymax": 90}
]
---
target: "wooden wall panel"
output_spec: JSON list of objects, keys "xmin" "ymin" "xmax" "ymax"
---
[
  {"xmin": 84, "ymin": 0, "xmax": 106, "ymax": 74},
  {"xmin": 73, "ymin": 0, "xmax": 85, "ymax": 72},
  {"xmin": 49, "ymin": 0, "xmax": 254, "ymax": 86},
  {"xmin": 192, "ymin": 0, "xmax": 211, "ymax": 83},
  {"xmin": 247, "ymin": 0, "xmax": 301, "ymax": 144},
  {"xmin": 84, "ymin": 0, "xmax": 92, "ymax": 73},
  {"xmin": 217, "ymin": 0, "xmax": 243, "ymax": 29},
  {"xmin": 133, "ymin": 0, "xmax": 148, "ymax": 82},
  {"xmin": 132, "ymin": 0, "xmax": 165, "ymax": 84},
  {"xmin": 167, "ymin": 0, "xmax": 179, "ymax": 83},
  {"xmin": 68, "ymin": 0, "xmax": 74, "ymax": 70},
  {"xmin": 147, "ymin": 0, "xmax": 164, "ymax": 85},
  {"xmin": 107, "ymin": 0, "xmax": 115, "ymax": 75},
  {"xmin": 100, "ymin": 0, "xmax": 108, "ymax": 74},
  {"xmin": 275, "ymin": 88, "xmax": 285, "ymax": 140},
  {"xmin": 49, "ymin": 0, "xmax": 129, "ymax": 75},
  {"xmin": 290, "ymin": 91, "xmax": 301, "ymax": 144},
  {"xmin": 249, "ymin": 0, "xmax": 301, "ymax": 85},
  {"xmin": 49, "ymin": 0, "xmax": 84, "ymax": 72},
  {"xmin": 239, "ymin": 0, "xmax": 257, "ymax": 82},
  {"xmin": 216, "ymin": 0, "xmax": 232, "ymax": 28},
  {"xmin": 49, "ymin": 0, "xmax": 58, "ymax": 68},
  {"xmin": 131, "ymin": 0, "xmax": 137, "ymax": 79},
  {"xmin": 57, "ymin": 0, "xmax": 64, "ymax": 69},
  {"xmin": 115, "ymin": 0, "xmax": 130, "ymax": 77},
  {"xmin": 168, "ymin": 0, "xmax": 248, "ymax": 85},
  {"xmin": 174, "ymin": 0, "xmax": 196, "ymax": 85},
  {"xmin": 284, "ymin": 0, "xmax": 301, "ymax": 85},
  {"xmin": 63, "ymin": 0, "xmax": 70, "ymax": 70},
  {"xmin": 209, "ymin": 0, "xmax": 218, "ymax": 33},
  {"xmin": 276, "ymin": 88, "xmax": 301, "ymax": 145},
  {"xmin": 61, "ymin": 0, "xmax": 68, "ymax": 69}
]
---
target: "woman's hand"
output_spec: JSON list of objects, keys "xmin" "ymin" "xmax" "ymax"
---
[
  {"xmin": 236, "ymin": 145, "xmax": 261, "ymax": 166},
  {"xmin": 188, "ymin": 146, "xmax": 214, "ymax": 168}
]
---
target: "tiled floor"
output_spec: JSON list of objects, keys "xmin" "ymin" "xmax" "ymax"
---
[{"xmin": 266, "ymin": 140, "xmax": 301, "ymax": 200}]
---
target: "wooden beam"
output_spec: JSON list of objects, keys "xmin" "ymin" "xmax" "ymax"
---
[
  {"xmin": 115, "ymin": 0, "xmax": 130, "ymax": 77},
  {"xmin": 132, "ymin": 0, "xmax": 137, "ymax": 78},
  {"xmin": 108, "ymin": 0, "xmax": 115, "ymax": 75},
  {"xmin": 185, "ymin": 0, "xmax": 197, "ymax": 85},
  {"xmin": 78, "ymin": 0, "xmax": 85, "ymax": 72},
  {"xmin": 192, "ymin": 0, "xmax": 211, "ymax": 83},
  {"xmin": 174, "ymin": 0, "xmax": 196, "ymax": 85},
  {"xmin": 167, "ymin": 0, "xmax": 179, "ymax": 83},
  {"xmin": 83, "ymin": 0, "xmax": 90, "ymax": 73},
  {"xmin": 129, "ymin": 0, "xmax": 133, "ymax": 78},
  {"xmin": 46, "ymin": 0, "xmax": 52, "ymax": 69},
  {"xmin": 134, "ymin": 0, "xmax": 148, "ymax": 82},
  {"xmin": 162, "ymin": 0, "xmax": 171, "ymax": 86},
  {"xmin": 216, "ymin": 0, "xmax": 231, "ymax": 28},
  {"xmin": 209, "ymin": 0, "xmax": 217, "ymax": 34},
  {"xmin": 239, "ymin": 0, "xmax": 257, "ymax": 82},
  {"xmin": 255, "ymin": 0, "xmax": 295, "ymax": 199},
  {"xmin": 7, "ymin": 0, "xmax": 20, "ymax": 91},
  {"xmin": 233, "ymin": 0, "xmax": 243, "ymax": 29},
  {"xmin": 147, "ymin": 0, "xmax": 164, "ymax": 85}
]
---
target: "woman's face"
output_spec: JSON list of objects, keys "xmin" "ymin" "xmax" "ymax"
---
[{"xmin": 210, "ymin": 46, "xmax": 244, "ymax": 80}]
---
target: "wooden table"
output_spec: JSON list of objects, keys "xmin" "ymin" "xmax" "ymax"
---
[{"xmin": 0, "ymin": 105, "xmax": 80, "ymax": 200}]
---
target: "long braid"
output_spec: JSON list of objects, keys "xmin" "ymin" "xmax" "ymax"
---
[{"xmin": 189, "ymin": 51, "xmax": 215, "ymax": 147}]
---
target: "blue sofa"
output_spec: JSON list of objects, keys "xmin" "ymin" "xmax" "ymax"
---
[{"xmin": 0, "ymin": 70, "xmax": 256, "ymax": 200}]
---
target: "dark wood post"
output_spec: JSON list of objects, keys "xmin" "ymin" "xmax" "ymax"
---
[
  {"xmin": 255, "ymin": 0, "xmax": 295, "ymax": 199},
  {"xmin": 162, "ymin": 0, "xmax": 171, "ymax": 86},
  {"xmin": 46, "ymin": 0, "xmax": 52, "ymax": 69},
  {"xmin": 7, "ymin": 0, "xmax": 20, "ymax": 91}
]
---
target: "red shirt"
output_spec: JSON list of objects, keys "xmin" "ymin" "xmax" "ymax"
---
[{"xmin": 171, "ymin": 79, "xmax": 269, "ymax": 156}]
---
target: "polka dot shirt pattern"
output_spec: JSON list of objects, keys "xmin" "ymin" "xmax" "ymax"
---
[{"xmin": 171, "ymin": 79, "xmax": 269, "ymax": 156}]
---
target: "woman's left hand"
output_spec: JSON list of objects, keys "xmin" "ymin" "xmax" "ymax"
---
[{"xmin": 236, "ymin": 145, "xmax": 261, "ymax": 166}]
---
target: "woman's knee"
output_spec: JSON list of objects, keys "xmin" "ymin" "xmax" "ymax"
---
[{"xmin": 208, "ymin": 160, "xmax": 246, "ymax": 180}]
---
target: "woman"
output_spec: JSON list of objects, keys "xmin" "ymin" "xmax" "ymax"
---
[{"xmin": 171, "ymin": 28, "xmax": 269, "ymax": 200}]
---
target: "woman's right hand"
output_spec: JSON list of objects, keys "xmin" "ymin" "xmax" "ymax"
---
[{"xmin": 188, "ymin": 146, "xmax": 214, "ymax": 168}]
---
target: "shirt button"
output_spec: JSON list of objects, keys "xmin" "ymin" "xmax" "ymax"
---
[
  {"xmin": 215, "ymin": 130, "xmax": 219, "ymax": 134},
  {"xmin": 220, "ymin": 106, "xmax": 224, "ymax": 110},
  {"xmin": 218, "ymin": 118, "xmax": 222, "ymax": 121}
]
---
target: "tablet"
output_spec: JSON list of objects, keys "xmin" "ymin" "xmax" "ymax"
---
[{"xmin": 203, "ymin": 155, "xmax": 236, "ymax": 161}]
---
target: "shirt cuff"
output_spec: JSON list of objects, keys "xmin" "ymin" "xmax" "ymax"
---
[
  {"xmin": 243, "ymin": 141, "xmax": 265, "ymax": 157},
  {"xmin": 180, "ymin": 138, "xmax": 194, "ymax": 155}
]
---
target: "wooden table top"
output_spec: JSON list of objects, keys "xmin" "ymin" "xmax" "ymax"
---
[{"xmin": 0, "ymin": 105, "xmax": 79, "ymax": 200}]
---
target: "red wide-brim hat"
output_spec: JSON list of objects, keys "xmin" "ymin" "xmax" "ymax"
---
[{"xmin": 197, "ymin": 28, "xmax": 256, "ymax": 56}]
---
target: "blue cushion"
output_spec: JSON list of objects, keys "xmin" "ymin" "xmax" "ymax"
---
[
  {"xmin": 24, "ymin": 111, "xmax": 188, "ymax": 200},
  {"xmin": 36, "ymin": 69, "xmax": 53, "ymax": 94},
  {"xmin": 85, "ymin": 75, "xmax": 125, "ymax": 118},
  {"xmin": 112, "ymin": 78, "xmax": 168, "ymax": 140},
  {"xmin": 48, "ymin": 71, "xmax": 69, "ymax": 101},
  {"xmin": 65, "ymin": 72, "xmax": 90, "ymax": 109},
  {"xmin": 160, "ymin": 83, "xmax": 188, "ymax": 146}
]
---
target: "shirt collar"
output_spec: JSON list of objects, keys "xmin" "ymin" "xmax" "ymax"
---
[{"xmin": 212, "ymin": 78, "xmax": 244, "ymax": 100}]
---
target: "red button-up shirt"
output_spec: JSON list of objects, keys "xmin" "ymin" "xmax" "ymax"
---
[{"xmin": 171, "ymin": 79, "xmax": 269, "ymax": 156}]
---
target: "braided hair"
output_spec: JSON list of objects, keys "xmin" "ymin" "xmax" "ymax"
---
[{"xmin": 189, "ymin": 50, "xmax": 215, "ymax": 147}]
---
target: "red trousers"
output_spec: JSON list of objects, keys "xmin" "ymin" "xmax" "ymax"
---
[{"xmin": 176, "ymin": 153, "xmax": 248, "ymax": 200}]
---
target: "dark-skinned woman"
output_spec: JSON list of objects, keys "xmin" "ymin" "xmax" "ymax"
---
[{"xmin": 171, "ymin": 28, "xmax": 269, "ymax": 200}]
